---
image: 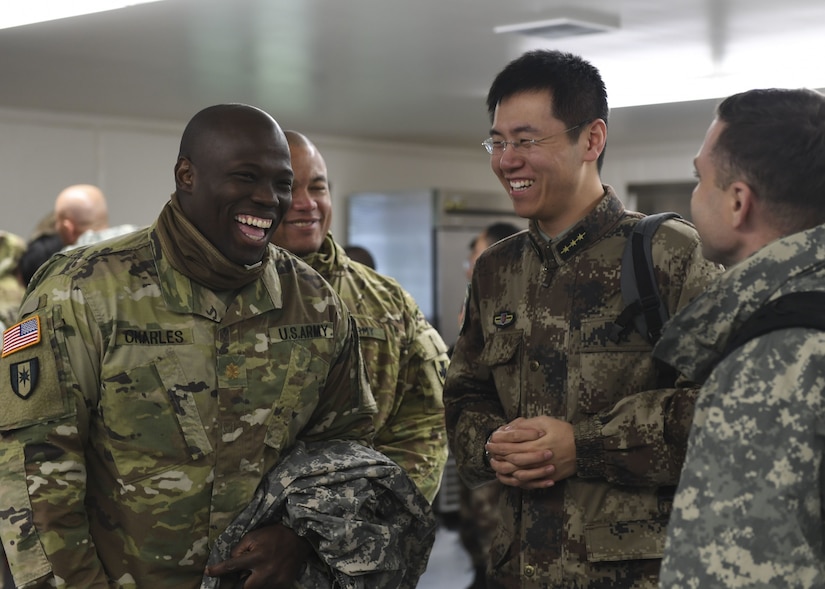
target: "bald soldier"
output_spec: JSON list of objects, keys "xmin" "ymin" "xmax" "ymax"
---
[
  {"xmin": 0, "ymin": 104, "xmax": 376, "ymax": 588},
  {"xmin": 53, "ymin": 184, "xmax": 139, "ymax": 251},
  {"xmin": 53, "ymin": 184, "xmax": 109, "ymax": 246},
  {"xmin": 271, "ymin": 131, "xmax": 449, "ymax": 502}
]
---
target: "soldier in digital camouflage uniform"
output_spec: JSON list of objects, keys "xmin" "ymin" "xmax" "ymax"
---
[
  {"xmin": 655, "ymin": 88, "xmax": 825, "ymax": 589},
  {"xmin": 270, "ymin": 131, "xmax": 449, "ymax": 503},
  {"xmin": 0, "ymin": 230, "xmax": 26, "ymax": 330},
  {"xmin": 443, "ymin": 50, "xmax": 723, "ymax": 589},
  {"xmin": 0, "ymin": 104, "xmax": 376, "ymax": 589}
]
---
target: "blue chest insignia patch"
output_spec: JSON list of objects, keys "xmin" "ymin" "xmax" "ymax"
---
[{"xmin": 493, "ymin": 312, "xmax": 515, "ymax": 328}]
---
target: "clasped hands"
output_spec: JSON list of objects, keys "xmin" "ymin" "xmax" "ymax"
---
[{"xmin": 485, "ymin": 416, "xmax": 576, "ymax": 490}]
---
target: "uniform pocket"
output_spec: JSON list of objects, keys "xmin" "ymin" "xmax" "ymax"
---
[
  {"xmin": 579, "ymin": 318, "xmax": 655, "ymax": 413},
  {"xmin": 478, "ymin": 331, "xmax": 522, "ymax": 418},
  {"xmin": 99, "ymin": 349, "xmax": 212, "ymax": 483},
  {"xmin": 584, "ymin": 518, "xmax": 666, "ymax": 562},
  {"xmin": 264, "ymin": 343, "xmax": 323, "ymax": 452}
]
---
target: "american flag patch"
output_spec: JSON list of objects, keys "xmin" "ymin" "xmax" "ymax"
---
[{"xmin": 2, "ymin": 316, "xmax": 41, "ymax": 358}]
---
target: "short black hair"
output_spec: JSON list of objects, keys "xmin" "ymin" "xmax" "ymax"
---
[
  {"xmin": 344, "ymin": 245, "xmax": 376, "ymax": 270},
  {"xmin": 486, "ymin": 50, "xmax": 609, "ymax": 169},
  {"xmin": 19, "ymin": 233, "xmax": 63, "ymax": 286},
  {"xmin": 714, "ymin": 88, "xmax": 825, "ymax": 232},
  {"xmin": 484, "ymin": 222, "xmax": 521, "ymax": 246}
]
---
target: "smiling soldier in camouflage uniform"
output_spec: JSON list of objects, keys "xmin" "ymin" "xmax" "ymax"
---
[
  {"xmin": 444, "ymin": 50, "xmax": 722, "ymax": 588},
  {"xmin": 656, "ymin": 88, "xmax": 825, "ymax": 589},
  {"xmin": 0, "ymin": 104, "xmax": 376, "ymax": 589},
  {"xmin": 271, "ymin": 131, "xmax": 449, "ymax": 503}
]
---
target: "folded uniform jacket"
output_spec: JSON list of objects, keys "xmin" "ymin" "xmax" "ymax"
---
[{"xmin": 200, "ymin": 439, "xmax": 437, "ymax": 589}]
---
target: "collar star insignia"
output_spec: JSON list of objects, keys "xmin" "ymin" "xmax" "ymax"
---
[{"xmin": 558, "ymin": 230, "xmax": 587, "ymax": 260}]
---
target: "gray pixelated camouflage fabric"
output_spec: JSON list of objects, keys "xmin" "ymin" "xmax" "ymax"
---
[
  {"xmin": 0, "ymin": 223, "xmax": 376, "ymax": 588},
  {"xmin": 444, "ymin": 188, "xmax": 723, "ymax": 588},
  {"xmin": 201, "ymin": 439, "xmax": 437, "ymax": 589},
  {"xmin": 302, "ymin": 234, "xmax": 449, "ymax": 502},
  {"xmin": 654, "ymin": 224, "xmax": 825, "ymax": 588}
]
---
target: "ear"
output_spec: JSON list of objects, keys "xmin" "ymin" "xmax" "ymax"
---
[
  {"xmin": 56, "ymin": 218, "xmax": 75, "ymax": 245},
  {"xmin": 729, "ymin": 181, "xmax": 756, "ymax": 229},
  {"xmin": 581, "ymin": 118, "xmax": 607, "ymax": 163},
  {"xmin": 174, "ymin": 157, "xmax": 194, "ymax": 192}
]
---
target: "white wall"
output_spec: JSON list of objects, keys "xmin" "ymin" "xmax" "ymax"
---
[
  {"xmin": 0, "ymin": 106, "xmax": 503, "ymax": 242},
  {"xmin": 0, "ymin": 105, "xmax": 706, "ymax": 243}
]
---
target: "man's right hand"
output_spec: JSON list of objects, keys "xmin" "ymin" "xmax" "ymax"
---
[{"xmin": 205, "ymin": 523, "xmax": 312, "ymax": 588}]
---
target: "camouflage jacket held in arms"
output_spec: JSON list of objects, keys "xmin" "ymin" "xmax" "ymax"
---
[
  {"xmin": 303, "ymin": 234, "xmax": 449, "ymax": 503},
  {"xmin": 655, "ymin": 223, "xmax": 825, "ymax": 589},
  {"xmin": 444, "ymin": 187, "xmax": 723, "ymax": 589},
  {"xmin": 0, "ymin": 224, "xmax": 376, "ymax": 589},
  {"xmin": 202, "ymin": 439, "xmax": 437, "ymax": 589}
]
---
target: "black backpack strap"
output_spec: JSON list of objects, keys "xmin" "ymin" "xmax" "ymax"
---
[
  {"xmin": 723, "ymin": 291, "xmax": 825, "ymax": 356},
  {"xmin": 609, "ymin": 212, "xmax": 682, "ymax": 344}
]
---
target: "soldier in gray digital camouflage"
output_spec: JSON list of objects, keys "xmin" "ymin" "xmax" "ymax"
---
[
  {"xmin": 270, "ymin": 131, "xmax": 450, "ymax": 504},
  {"xmin": 0, "ymin": 104, "xmax": 381, "ymax": 588},
  {"xmin": 443, "ymin": 49, "xmax": 723, "ymax": 588},
  {"xmin": 655, "ymin": 88, "xmax": 825, "ymax": 588}
]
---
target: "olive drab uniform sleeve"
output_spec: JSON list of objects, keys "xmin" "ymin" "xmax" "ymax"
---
[
  {"xmin": 383, "ymin": 290, "xmax": 449, "ymax": 502},
  {"xmin": 0, "ymin": 254, "xmax": 108, "ymax": 588},
  {"xmin": 0, "ymin": 228, "xmax": 375, "ymax": 589},
  {"xmin": 305, "ymin": 235, "xmax": 449, "ymax": 503}
]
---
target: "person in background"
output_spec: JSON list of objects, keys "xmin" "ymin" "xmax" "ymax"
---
[
  {"xmin": 53, "ymin": 183, "xmax": 139, "ymax": 250},
  {"xmin": 17, "ymin": 232, "xmax": 64, "ymax": 287},
  {"xmin": 343, "ymin": 244, "xmax": 376, "ymax": 269},
  {"xmin": 270, "ymin": 130, "xmax": 450, "ymax": 503},
  {"xmin": 443, "ymin": 49, "xmax": 722, "ymax": 588},
  {"xmin": 0, "ymin": 104, "xmax": 378, "ymax": 588},
  {"xmin": 456, "ymin": 221, "xmax": 520, "ymax": 589},
  {"xmin": 465, "ymin": 222, "xmax": 522, "ymax": 283},
  {"xmin": 656, "ymin": 88, "xmax": 825, "ymax": 588},
  {"xmin": 0, "ymin": 231, "xmax": 26, "ymax": 329}
]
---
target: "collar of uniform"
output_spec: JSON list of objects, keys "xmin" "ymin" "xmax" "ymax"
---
[
  {"xmin": 654, "ymin": 222, "xmax": 825, "ymax": 383},
  {"xmin": 528, "ymin": 186, "xmax": 625, "ymax": 265},
  {"xmin": 302, "ymin": 233, "xmax": 341, "ymax": 281},
  {"xmin": 150, "ymin": 227, "xmax": 281, "ymax": 323}
]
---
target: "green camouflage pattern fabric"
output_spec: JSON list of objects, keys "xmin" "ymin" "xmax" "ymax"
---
[
  {"xmin": 0, "ymin": 222, "xmax": 376, "ymax": 589},
  {"xmin": 202, "ymin": 439, "xmax": 436, "ymax": 589},
  {"xmin": 444, "ymin": 187, "xmax": 723, "ymax": 589},
  {"xmin": 0, "ymin": 230, "xmax": 26, "ymax": 329},
  {"xmin": 654, "ymin": 223, "xmax": 825, "ymax": 589},
  {"xmin": 302, "ymin": 234, "xmax": 449, "ymax": 502}
]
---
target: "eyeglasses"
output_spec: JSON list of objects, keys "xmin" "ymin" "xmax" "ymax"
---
[{"xmin": 482, "ymin": 121, "xmax": 588, "ymax": 155}]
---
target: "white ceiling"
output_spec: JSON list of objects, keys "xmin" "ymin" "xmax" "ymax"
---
[{"xmin": 1, "ymin": 0, "xmax": 824, "ymax": 149}]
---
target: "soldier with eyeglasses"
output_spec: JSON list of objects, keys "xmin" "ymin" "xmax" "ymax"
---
[{"xmin": 443, "ymin": 49, "xmax": 722, "ymax": 589}]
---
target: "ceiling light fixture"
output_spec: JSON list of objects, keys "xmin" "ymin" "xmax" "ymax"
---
[
  {"xmin": 0, "ymin": 0, "xmax": 166, "ymax": 31},
  {"xmin": 494, "ymin": 9, "xmax": 620, "ymax": 40}
]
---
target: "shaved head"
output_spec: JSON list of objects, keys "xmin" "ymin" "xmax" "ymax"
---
[
  {"xmin": 54, "ymin": 184, "xmax": 108, "ymax": 245},
  {"xmin": 173, "ymin": 103, "xmax": 294, "ymax": 265}
]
